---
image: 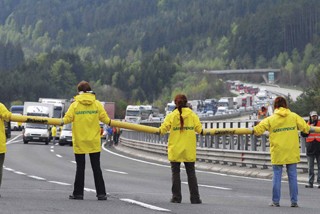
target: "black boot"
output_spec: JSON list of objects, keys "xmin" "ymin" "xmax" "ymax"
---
[{"xmin": 305, "ymin": 184, "xmax": 313, "ymax": 188}]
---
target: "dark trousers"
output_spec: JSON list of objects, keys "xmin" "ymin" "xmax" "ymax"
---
[
  {"xmin": 73, "ymin": 152, "xmax": 106, "ymax": 197},
  {"xmin": 113, "ymin": 133, "xmax": 120, "ymax": 145},
  {"xmin": 307, "ymin": 154, "xmax": 320, "ymax": 185},
  {"xmin": 170, "ymin": 162, "xmax": 200, "ymax": 201},
  {"xmin": 0, "ymin": 153, "xmax": 5, "ymax": 188}
]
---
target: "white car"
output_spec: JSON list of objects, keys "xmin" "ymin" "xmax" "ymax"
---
[{"xmin": 59, "ymin": 123, "xmax": 72, "ymax": 146}]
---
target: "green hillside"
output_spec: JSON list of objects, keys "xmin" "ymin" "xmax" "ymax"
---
[{"xmin": 1, "ymin": 0, "xmax": 320, "ymax": 116}]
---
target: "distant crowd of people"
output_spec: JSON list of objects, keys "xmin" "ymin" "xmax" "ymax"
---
[{"xmin": 102, "ymin": 124, "xmax": 121, "ymax": 147}]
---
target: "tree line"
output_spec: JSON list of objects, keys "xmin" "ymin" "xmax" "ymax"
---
[{"xmin": 1, "ymin": 0, "xmax": 320, "ymax": 116}]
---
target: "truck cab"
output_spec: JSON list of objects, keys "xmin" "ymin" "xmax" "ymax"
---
[
  {"xmin": 125, "ymin": 105, "xmax": 142, "ymax": 123},
  {"xmin": 165, "ymin": 102, "xmax": 176, "ymax": 116}
]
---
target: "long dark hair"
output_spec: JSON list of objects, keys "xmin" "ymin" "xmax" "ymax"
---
[{"xmin": 174, "ymin": 94, "xmax": 188, "ymax": 131}]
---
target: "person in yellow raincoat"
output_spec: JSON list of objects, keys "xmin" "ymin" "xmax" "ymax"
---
[
  {"xmin": 253, "ymin": 96, "xmax": 311, "ymax": 208},
  {"xmin": 0, "ymin": 103, "xmax": 12, "ymax": 197},
  {"xmin": 51, "ymin": 125, "xmax": 57, "ymax": 145},
  {"xmin": 63, "ymin": 81, "xmax": 111, "ymax": 201},
  {"xmin": 159, "ymin": 94, "xmax": 203, "ymax": 204}
]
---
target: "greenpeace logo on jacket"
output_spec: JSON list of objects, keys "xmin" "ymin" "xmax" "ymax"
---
[
  {"xmin": 172, "ymin": 126, "xmax": 194, "ymax": 131},
  {"xmin": 253, "ymin": 107, "xmax": 310, "ymax": 165},
  {"xmin": 75, "ymin": 110, "xmax": 98, "ymax": 115},
  {"xmin": 273, "ymin": 126, "xmax": 296, "ymax": 133},
  {"xmin": 63, "ymin": 93, "xmax": 111, "ymax": 154},
  {"xmin": 159, "ymin": 107, "xmax": 203, "ymax": 162}
]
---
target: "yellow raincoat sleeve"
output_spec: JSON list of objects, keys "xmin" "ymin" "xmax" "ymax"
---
[
  {"xmin": 97, "ymin": 101, "xmax": 111, "ymax": 125},
  {"xmin": 193, "ymin": 113, "xmax": 203, "ymax": 134},
  {"xmin": 159, "ymin": 113, "xmax": 172, "ymax": 134},
  {"xmin": 0, "ymin": 103, "xmax": 11, "ymax": 153},
  {"xmin": 0, "ymin": 103, "xmax": 12, "ymax": 121},
  {"xmin": 295, "ymin": 113, "xmax": 310, "ymax": 133},
  {"xmin": 63, "ymin": 102, "xmax": 75, "ymax": 124},
  {"xmin": 253, "ymin": 117, "xmax": 270, "ymax": 136}
]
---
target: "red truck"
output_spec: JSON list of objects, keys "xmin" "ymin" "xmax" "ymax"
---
[{"xmin": 101, "ymin": 101, "xmax": 115, "ymax": 119}]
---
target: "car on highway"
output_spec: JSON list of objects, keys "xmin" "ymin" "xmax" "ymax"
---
[
  {"xmin": 23, "ymin": 123, "xmax": 50, "ymax": 145},
  {"xmin": 59, "ymin": 123, "xmax": 72, "ymax": 146}
]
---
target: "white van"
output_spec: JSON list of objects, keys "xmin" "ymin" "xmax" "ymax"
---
[
  {"xmin": 23, "ymin": 123, "xmax": 50, "ymax": 144},
  {"xmin": 22, "ymin": 103, "xmax": 53, "ymax": 145}
]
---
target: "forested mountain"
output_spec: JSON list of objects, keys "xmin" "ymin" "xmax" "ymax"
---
[{"xmin": 1, "ymin": 0, "xmax": 320, "ymax": 116}]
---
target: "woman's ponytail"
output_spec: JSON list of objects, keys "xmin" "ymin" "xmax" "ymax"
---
[{"xmin": 174, "ymin": 94, "xmax": 188, "ymax": 131}]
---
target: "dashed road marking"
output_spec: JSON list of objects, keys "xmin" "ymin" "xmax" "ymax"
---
[
  {"xmin": 49, "ymin": 181, "xmax": 71, "ymax": 186},
  {"xmin": 14, "ymin": 171, "xmax": 26, "ymax": 175},
  {"xmin": 105, "ymin": 169, "xmax": 128, "ymax": 174},
  {"xmin": 182, "ymin": 182, "xmax": 232, "ymax": 190},
  {"xmin": 28, "ymin": 175, "xmax": 46, "ymax": 180},
  {"xmin": 121, "ymin": 198, "xmax": 171, "ymax": 212}
]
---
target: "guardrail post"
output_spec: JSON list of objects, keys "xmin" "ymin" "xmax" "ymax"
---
[
  {"xmin": 240, "ymin": 135, "xmax": 245, "ymax": 150},
  {"xmin": 245, "ymin": 135, "xmax": 249, "ymax": 150},
  {"xmin": 222, "ymin": 135, "xmax": 227, "ymax": 149},
  {"xmin": 214, "ymin": 135, "xmax": 219, "ymax": 149},
  {"xmin": 236, "ymin": 135, "xmax": 241, "ymax": 150},
  {"xmin": 199, "ymin": 135, "xmax": 204, "ymax": 148},
  {"xmin": 209, "ymin": 135, "xmax": 214, "ymax": 148},
  {"xmin": 300, "ymin": 136, "xmax": 306, "ymax": 153},
  {"xmin": 251, "ymin": 134, "xmax": 256, "ymax": 151},
  {"xmin": 230, "ymin": 134, "xmax": 235, "ymax": 150},
  {"xmin": 261, "ymin": 135, "xmax": 267, "ymax": 151}
]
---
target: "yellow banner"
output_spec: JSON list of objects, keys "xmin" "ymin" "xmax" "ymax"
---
[
  {"xmin": 110, "ymin": 120, "xmax": 159, "ymax": 134},
  {"xmin": 203, "ymin": 128, "xmax": 253, "ymax": 135},
  {"xmin": 10, "ymin": 114, "xmax": 62, "ymax": 126}
]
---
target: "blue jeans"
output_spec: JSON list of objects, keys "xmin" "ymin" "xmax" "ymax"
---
[{"xmin": 272, "ymin": 164, "xmax": 298, "ymax": 204}]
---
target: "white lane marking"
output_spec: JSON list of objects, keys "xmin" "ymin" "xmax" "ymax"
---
[
  {"xmin": 4, "ymin": 167, "xmax": 14, "ymax": 171},
  {"xmin": 105, "ymin": 169, "xmax": 128, "ymax": 174},
  {"xmin": 182, "ymin": 182, "xmax": 231, "ymax": 190},
  {"xmin": 84, "ymin": 188, "xmax": 96, "ymax": 193},
  {"xmin": 49, "ymin": 181, "xmax": 71, "ymax": 186},
  {"xmin": 6, "ymin": 134, "xmax": 23, "ymax": 145},
  {"xmin": 121, "ymin": 198, "xmax": 170, "ymax": 212},
  {"xmin": 50, "ymin": 146, "xmax": 54, "ymax": 149},
  {"xmin": 71, "ymin": 161, "xmax": 76, "ymax": 164},
  {"xmin": 50, "ymin": 149, "xmax": 54, "ymax": 152},
  {"xmin": 28, "ymin": 175, "xmax": 46, "ymax": 180},
  {"xmin": 56, "ymin": 154, "xmax": 62, "ymax": 158},
  {"xmin": 102, "ymin": 144, "xmax": 170, "ymax": 168},
  {"xmin": 14, "ymin": 171, "xmax": 26, "ymax": 175}
]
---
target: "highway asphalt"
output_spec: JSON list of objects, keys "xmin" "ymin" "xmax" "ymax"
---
[{"xmin": 112, "ymin": 143, "xmax": 312, "ymax": 186}]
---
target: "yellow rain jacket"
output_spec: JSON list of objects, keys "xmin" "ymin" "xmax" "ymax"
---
[
  {"xmin": 63, "ymin": 93, "xmax": 111, "ymax": 154},
  {"xmin": 51, "ymin": 126, "xmax": 57, "ymax": 137},
  {"xmin": 254, "ymin": 107, "xmax": 310, "ymax": 165},
  {"xmin": 159, "ymin": 107, "xmax": 203, "ymax": 162},
  {"xmin": 0, "ymin": 103, "xmax": 11, "ymax": 153}
]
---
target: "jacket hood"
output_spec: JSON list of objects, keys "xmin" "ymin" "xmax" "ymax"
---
[
  {"xmin": 274, "ymin": 107, "xmax": 290, "ymax": 117},
  {"xmin": 174, "ymin": 107, "xmax": 193, "ymax": 118},
  {"xmin": 74, "ymin": 92, "xmax": 96, "ymax": 105}
]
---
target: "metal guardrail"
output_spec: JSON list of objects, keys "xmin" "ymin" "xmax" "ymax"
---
[{"xmin": 120, "ymin": 129, "xmax": 309, "ymax": 172}]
